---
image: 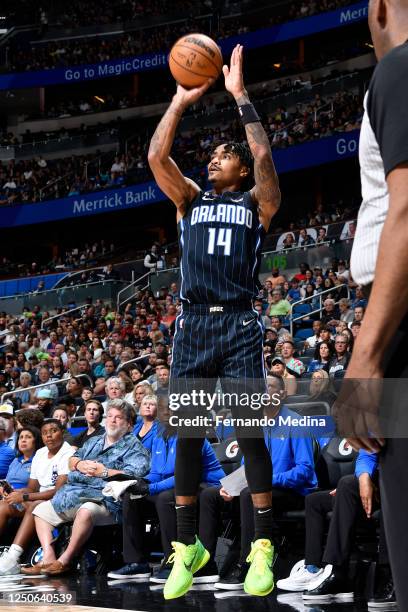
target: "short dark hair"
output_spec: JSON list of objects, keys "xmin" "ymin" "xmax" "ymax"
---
[
  {"xmin": 220, "ymin": 142, "xmax": 254, "ymax": 189},
  {"xmin": 16, "ymin": 408, "xmax": 45, "ymax": 430},
  {"xmin": 41, "ymin": 419, "xmax": 64, "ymax": 431},
  {"xmin": 351, "ymin": 320, "xmax": 362, "ymax": 327}
]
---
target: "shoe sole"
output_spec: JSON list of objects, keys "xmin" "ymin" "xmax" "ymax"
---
[
  {"xmin": 214, "ymin": 582, "xmax": 244, "ymax": 590},
  {"xmin": 150, "ymin": 576, "xmax": 169, "ymax": 584},
  {"xmin": 367, "ymin": 603, "xmax": 398, "ymax": 610},
  {"xmin": 243, "ymin": 581, "xmax": 275, "ymax": 597},
  {"xmin": 276, "ymin": 581, "xmax": 314, "ymax": 592},
  {"xmin": 193, "ymin": 575, "xmax": 220, "ymax": 584},
  {"xmin": 163, "ymin": 549, "xmax": 210, "ymax": 600},
  {"xmin": 107, "ymin": 572, "xmax": 151, "ymax": 579}
]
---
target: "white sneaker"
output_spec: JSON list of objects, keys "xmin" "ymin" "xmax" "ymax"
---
[
  {"xmin": 0, "ymin": 552, "xmax": 20, "ymax": 577},
  {"xmin": 277, "ymin": 560, "xmax": 324, "ymax": 592}
]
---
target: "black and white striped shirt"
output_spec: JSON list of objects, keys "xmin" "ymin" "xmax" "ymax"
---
[{"xmin": 351, "ymin": 41, "xmax": 408, "ymax": 285}]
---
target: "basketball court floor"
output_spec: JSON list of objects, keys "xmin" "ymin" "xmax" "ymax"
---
[{"xmin": 0, "ymin": 574, "xmax": 374, "ymax": 612}]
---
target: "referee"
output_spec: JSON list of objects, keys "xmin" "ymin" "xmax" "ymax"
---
[{"xmin": 346, "ymin": 1, "xmax": 408, "ymax": 608}]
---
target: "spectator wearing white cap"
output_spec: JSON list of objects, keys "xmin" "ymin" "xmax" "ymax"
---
[
  {"xmin": 0, "ymin": 405, "xmax": 16, "ymax": 450},
  {"xmin": 0, "ymin": 416, "xmax": 15, "ymax": 478}
]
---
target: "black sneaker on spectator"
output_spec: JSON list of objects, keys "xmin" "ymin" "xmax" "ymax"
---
[
  {"xmin": 368, "ymin": 565, "xmax": 397, "ymax": 609},
  {"xmin": 150, "ymin": 559, "xmax": 172, "ymax": 584},
  {"xmin": 193, "ymin": 559, "xmax": 219, "ymax": 584},
  {"xmin": 302, "ymin": 565, "xmax": 354, "ymax": 602},
  {"xmin": 214, "ymin": 562, "xmax": 248, "ymax": 590},
  {"xmin": 107, "ymin": 562, "xmax": 151, "ymax": 579}
]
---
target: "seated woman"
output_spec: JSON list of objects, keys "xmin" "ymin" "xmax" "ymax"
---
[
  {"xmin": 307, "ymin": 341, "xmax": 334, "ymax": 373},
  {"xmin": 107, "ymin": 416, "xmax": 225, "ymax": 582},
  {"xmin": 71, "ymin": 399, "xmax": 105, "ymax": 448},
  {"xmin": 133, "ymin": 395, "xmax": 159, "ymax": 452},
  {"xmin": 0, "ymin": 420, "xmax": 74, "ymax": 576}
]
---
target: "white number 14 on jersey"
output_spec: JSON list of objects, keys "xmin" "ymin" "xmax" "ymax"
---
[{"xmin": 207, "ymin": 228, "xmax": 232, "ymax": 256}]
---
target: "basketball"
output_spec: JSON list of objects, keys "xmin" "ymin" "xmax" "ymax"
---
[{"xmin": 169, "ymin": 33, "xmax": 223, "ymax": 89}]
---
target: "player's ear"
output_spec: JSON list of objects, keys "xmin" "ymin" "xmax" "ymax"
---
[{"xmin": 240, "ymin": 165, "xmax": 250, "ymax": 178}]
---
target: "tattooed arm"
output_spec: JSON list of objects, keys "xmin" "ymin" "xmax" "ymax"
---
[
  {"xmin": 148, "ymin": 80, "xmax": 213, "ymax": 219},
  {"xmin": 223, "ymin": 45, "xmax": 281, "ymax": 229}
]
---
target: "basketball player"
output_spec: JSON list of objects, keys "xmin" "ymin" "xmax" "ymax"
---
[
  {"xmin": 340, "ymin": 1, "xmax": 408, "ymax": 608},
  {"xmin": 148, "ymin": 44, "xmax": 280, "ymax": 599}
]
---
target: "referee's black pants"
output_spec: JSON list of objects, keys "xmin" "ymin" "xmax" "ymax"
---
[
  {"xmin": 305, "ymin": 475, "xmax": 388, "ymax": 567},
  {"xmin": 380, "ymin": 315, "xmax": 408, "ymax": 610}
]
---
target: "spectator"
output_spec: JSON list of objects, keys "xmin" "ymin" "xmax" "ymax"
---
[
  {"xmin": 102, "ymin": 377, "xmax": 126, "ymax": 417},
  {"xmin": 270, "ymin": 316, "xmax": 289, "ymax": 339},
  {"xmin": 133, "ymin": 394, "xmax": 159, "ymax": 452},
  {"xmin": 266, "ymin": 268, "xmax": 286, "ymax": 289},
  {"xmin": 71, "ymin": 399, "xmax": 105, "ymax": 448},
  {"xmin": 350, "ymin": 320, "xmax": 361, "ymax": 339},
  {"xmin": 0, "ymin": 405, "xmax": 17, "ymax": 450},
  {"xmin": 307, "ymin": 340, "xmax": 334, "ymax": 373},
  {"xmin": 0, "ymin": 426, "xmax": 43, "ymax": 538},
  {"xmin": 144, "ymin": 245, "xmax": 165, "ymax": 272},
  {"xmin": 352, "ymin": 305, "xmax": 365, "ymax": 323},
  {"xmin": 0, "ymin": 419, "xmax": 74, "ymax": 576},
  {"xmin": 29, "ymin": 400, "xmax": 150, "ymax": 576},
  {"xmin": 0, "ymin": 417, "xmax": 15, "ymax": 478},
  {"xmin": 270, "ymin": 357, "xmax": 297, "ymax": 396},
  {"xmin": 51, "ymin": 406, "xmax": 75, "ymax": 445},
  {"xmin": 268, "ymin": 289, "xmax": 291, "ymax": 318},
  {"xmin": 15, "ymin": 408, "xmax": 44, "ymax": 431},
  {"xmin": 328, "ymin": 335, "xmax": 351, "ymax": 376},
  {"xmin": 298, "ymin": 229, "xmax": 315, "ymax": 247},
  {"xmin": 286, "ymin": 278, "xmax": 302, "ymax": 303},
  {"xmin": 320, "ymin": 299, "xmax": 340, "ymax": 327},
  {"xmin": 32, "ymin": 367, "xmax": 58, "ymax": 401},
  {"xmin": 304, "ymin": 321, "xmax": 323, "ymax": 349},
  {"xmin": 13, "ymin": 372, "xmax": 32, "ymax": 406},
  {"xmin": 308, "ymin": 370, "xmax": 337, "ymax": 407}
]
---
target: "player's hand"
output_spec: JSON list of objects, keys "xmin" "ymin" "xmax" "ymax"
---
[
  {"xmin": 359, "ymin": 473, "xmax": 374, "ymax": 518},
  {"xmin": 223, "ymin": 44, "xmax": 246, "ymax": 99},
  {"xmin": 173, "ymin": 80, "xmax": 214, "ymax": 110}
]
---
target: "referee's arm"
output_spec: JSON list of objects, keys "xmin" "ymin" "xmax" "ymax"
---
[{"xmin": 348, "ymin": 57, "xmax": 408, "ymax": 377}]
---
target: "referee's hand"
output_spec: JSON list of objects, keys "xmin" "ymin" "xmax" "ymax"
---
[{"xmin": 332, "ymin": 359, "xmax": 385, "ymax": 453}]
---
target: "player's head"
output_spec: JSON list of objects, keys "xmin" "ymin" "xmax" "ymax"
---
[
  {"xmin": 368, "ymin": 0, "xmax": 408, "ymax": 60},
  {"xmin": 208, "ymin": 143, "xmax": 253, "ymax": 191}
]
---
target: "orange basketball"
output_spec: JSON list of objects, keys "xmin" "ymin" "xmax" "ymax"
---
[{"xmin": 169, "ymin": 33, "xmax": 223, "ymax": 89}]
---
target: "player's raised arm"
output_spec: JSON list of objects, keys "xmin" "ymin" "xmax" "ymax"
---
[
  {"xmin": 148, "ymin": 80, "xmax": 213, "ymax": 217},
  {"xmin": 223, "ymin": 44, "xmax": 281, "ymax": 229}
]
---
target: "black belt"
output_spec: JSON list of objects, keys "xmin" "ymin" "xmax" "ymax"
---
[{"xmin": 182, "ymin": 302, "xmax": 253, "ymax": 314}]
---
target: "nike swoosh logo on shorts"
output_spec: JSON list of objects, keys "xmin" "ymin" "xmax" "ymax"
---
[{"xmin": 243, "ymin": 319, "xmax": 255, "ymax": 327}]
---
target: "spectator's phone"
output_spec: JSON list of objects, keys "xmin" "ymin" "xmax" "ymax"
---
[{"xmin": 0, "ymin": 481, "xmax": 13, "ymax": 494}]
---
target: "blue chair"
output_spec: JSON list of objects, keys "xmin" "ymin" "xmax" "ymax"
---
[{"xmin": 294, "ymin": 328, "xmax": 314, "ymax": 341}]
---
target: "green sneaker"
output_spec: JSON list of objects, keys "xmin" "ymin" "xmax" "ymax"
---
[
  {"xmin": 163, "ymin": 537, "xmax": 210, "ymax": 600},
  {"xmin": 243, "ymin": 539, "xmax": 274, "ymax": 596}
]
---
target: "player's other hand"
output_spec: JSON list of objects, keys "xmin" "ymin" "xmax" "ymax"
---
[
  {"xmin": 223, "ymin": 44, "xmax": 246, "ymax": 99},
  {"xmin": 173, "ymin": 79, "xmax": 214, "ymax": 110}
]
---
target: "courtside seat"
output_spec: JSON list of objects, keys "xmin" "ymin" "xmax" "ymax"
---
[
  {"xmin": 315, "ymin": 436, "xmax": 357, "ymax": 490},
  {"xmin": 212, "ymin": 437, "xmax": 243, "ymax": 475}
]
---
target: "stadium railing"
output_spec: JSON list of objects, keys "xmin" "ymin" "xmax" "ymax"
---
[
  {"xmin": 0, "ymin": 279, "xmax": 127, "ymax": 315},
  {"xmin": 289, "ymin": 284, "xmax": 350, "ymax": 337},
  {"xmin": 0, "ymin": 373, "xmax": 94, "ymax": 404},
  {"xmin": 116, "ymin": 271, "xmax": 151, "ymax": 311}
]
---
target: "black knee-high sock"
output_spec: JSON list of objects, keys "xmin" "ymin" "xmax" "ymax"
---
[
  {"xmin": 253, "ymin": 506, "xmax": 274, "ymax": 544},
  {"xmin": 176, "ymin": 503, "xmax": 197, "ymax": 546}
]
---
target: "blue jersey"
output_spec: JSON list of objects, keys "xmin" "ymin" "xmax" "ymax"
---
[{"xmin": 178, "ymin": 189, "xmax": 265, "ymax": 304}]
